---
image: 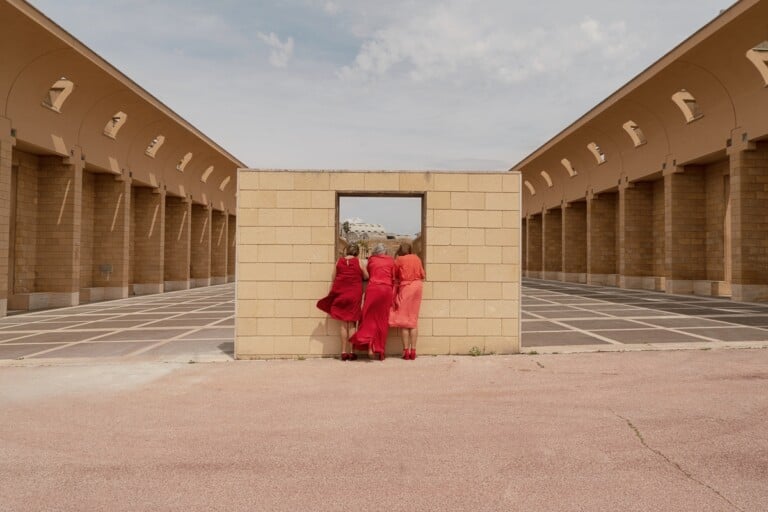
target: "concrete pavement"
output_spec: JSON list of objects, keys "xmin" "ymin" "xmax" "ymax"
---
[{"xmin": 1, "ymin": 349, "xmax": 766, "ymax": 511}]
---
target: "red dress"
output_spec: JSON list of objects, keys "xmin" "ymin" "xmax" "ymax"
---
[
  {"xmin": 349, "ymin": 254, "xmax": 395, "ymax": 356},
  {"xmin": 389, "ymin": 254, "xmax": 425, "ymax": 329},
  {"xmin": 316, "ymin": 257, "xmax": 364, "ymax": 322}
]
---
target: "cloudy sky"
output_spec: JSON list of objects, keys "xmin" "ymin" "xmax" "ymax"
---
[{"xmin": 31, "ymin": 0, "xmax": 731, "ymax": 173}]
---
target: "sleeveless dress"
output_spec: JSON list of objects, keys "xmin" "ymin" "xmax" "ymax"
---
[
  {"xmin": 316, "ymin": 257, "xmax": 364, "ymax": 322},
  {"xmin": 389, "ymin": 254, "xmax": 425, "ymax": 329},
  {"xmin": 349, "ymin": 254, "xmax": 395, "ymax": 356}
]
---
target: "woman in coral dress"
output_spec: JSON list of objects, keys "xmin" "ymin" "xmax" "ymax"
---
[
  {"xmin": 317, "ymin": 244, "xmax": 368, "ymax": 360},
  {"xmin": 389, "ymin": 242, "xmax": 425, "ymax": 360},
  {"xmin": 349, "ymin": 244, "xmax": 395, "ymax": 360}
]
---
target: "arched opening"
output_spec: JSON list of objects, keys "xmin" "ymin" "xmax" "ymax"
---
[
  {"xmin": 587, "ymin": 142, "xmax": 606, "ymax": 164},
  {"xmin": 622, "ymin": 120, "xmax": 647, "ymax": 147},
  {"xmin": 561, "ymin": 158, "xmax": 577, "ymax": 177},
  {"xmin": 671, "ymin": 90, "xmax": 703, "ymax": 122},
  {"xmin": 103, "ymin": 111, "xmax": 127, "ymax": 139},
  {"xmin": 746, "ymin": 41, "xmax": 768, "ymax": 86},
  {"xmin": 145, "ymin": 135, "xmax": 165, "ymax": 158},
  {"xmin": 41, "ymin": 77, "xmax": 74, "ymax": 113},
  {"xmin": 176, "ymin": 152, "xmax": 192, "ymax": 172}
]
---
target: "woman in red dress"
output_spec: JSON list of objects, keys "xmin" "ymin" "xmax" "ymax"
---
[
  {"xmin": 316, "ymin": 244, "xmax": 368, "ymax": 360},
  {"xmin": 349, "ymin": 243, "xmax": 395, "ymax": 360},
  {"xmin": 389, "ymin": 242, "xmax": 425, "ymax": 360}
]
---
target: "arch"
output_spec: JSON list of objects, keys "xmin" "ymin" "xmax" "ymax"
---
[
  {"xmin": 586, "ymin": 142, "xmax": 606, "ymax": 164},
  {"xmin": 746, "ymin": 41, "xmax": 768, "ymax": 86},
  {"xmin": 622, "ymin": 120, "xmax": 647, "ymax": 147},
  {"xmin": 219, "ymin": 176, "xmax": 231, "ymax": 192},
  {"xmin": 41, "ymin": 77, "xmax": 74, "ymax": 113},
  {"xmin": 145, "ymin": 135, "xmax": 165, "ymax": 158},
  {"xmin": 103, "ymin": 111, "xmax": 127, "ymax": 139},
  {"xmin": 671, "ymin": 90, "xmax": 703, "ymax": 122}
]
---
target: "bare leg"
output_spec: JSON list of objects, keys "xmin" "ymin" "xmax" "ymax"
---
[
  {"xmin": 340, "ymin": 322, "xmax": 350, "ymax": 355},
  {"xmin": 401, "ymin": 328, "xmax": 411, "ymax": 356},
  {"xmin": 411, "ymin": 327, "xmax": 418, "ymax": 350}
]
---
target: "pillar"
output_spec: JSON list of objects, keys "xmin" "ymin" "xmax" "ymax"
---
[
  {"xmin": 526, "ymin": 214, "xmax": 542, "ymax": 278},
  {"xmin": 521, "ymin": 218, "xmax": 527, "ymax": 273},
  {"xmin": 729, "ymin": 141, "xmax": 768, "ymax": 302},
  {"xmin": 664, "ymin": 166, "xmax": 706, "ymax": 294},
  {"xmin": 618, "ymin": 182, "xmax": 655, "ymax": 290},
  {"xmin": 587, "ymin": 192, "xmax": 617, "ymax": 286},
  {"xmin": 89, "ymin": 173, "xmax": 131, "ymax": 300},
  {"xmin": 652, "ymin": 180, "xmax": 665, "ymax": 289},
  {"xmin": 164, "ymin": 196, "xmax": 191, "ymax": 291},
  {"xmin": 211, "ymin": 210, "xmax": 228, "ymax": 285},
  {"xmin": 132, "ymin": 186, "xmax": 166, "ymax": 295},
  {"xmin": 0, "ymin": 123, "xmax": 12, "ymax": 316},
  {"xmin": 191, "ymin": 203, "xmax": 212, "ymax": 287},
  {"xmin": 562, "ymin": 201, "xmax": 587, "ymax": 283},
  {"xmin": 227, "ymin": 214, "xmax": 236, "ymax": 282},
  {"xmin": 542, "ymin": 208, "xmax": 562, "ymax": 280}
]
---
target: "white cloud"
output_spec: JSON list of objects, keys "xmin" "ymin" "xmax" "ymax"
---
[
  {"xmin": 338, "ymin": 4, "xmax": 636, "ymax": 86},
  {"xmin": 257, "ymin": 32, "xmax": 295, "ymax": 67},
  {"xmin": 323, "ymin": 2, "xmax": 340, "ymax": 15}
]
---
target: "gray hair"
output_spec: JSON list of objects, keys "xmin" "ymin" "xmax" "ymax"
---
[{"xmin": 372, "ymin": 243, "xmax": 387, "ymax": 256}]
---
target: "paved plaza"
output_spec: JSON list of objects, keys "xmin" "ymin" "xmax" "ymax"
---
[
  {"xmin": 522, "ymin": 279, "xmax": 768, "ymax": 352},
  {"xmin": 0, "ymin": 285, "xmax": 234, "ymax": 363},
  {"xmin": 2, "ymin": 280, "xmax": 768, "ymax": 362}
]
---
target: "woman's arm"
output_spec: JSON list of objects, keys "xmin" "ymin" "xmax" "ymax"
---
[{"xmin": 360, "ymin": 260, "xmax": 369, "ymax": 280}]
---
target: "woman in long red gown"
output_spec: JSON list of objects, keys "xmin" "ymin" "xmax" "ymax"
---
[
  {"xmin": 389, "ymin": 242, "xmax": 425, "ymax": 360},
  {"xmin": 349, "ymin": 244, "xmax": 395, "ymax": 360},
  {"xmin": 316, "ymin": 244, "xmax": 368, "ymax": 360}
]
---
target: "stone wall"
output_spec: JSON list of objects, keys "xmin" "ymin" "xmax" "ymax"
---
[{"xmin": 236, "ymin": 170, "xmax": 521, "ymax": 359}]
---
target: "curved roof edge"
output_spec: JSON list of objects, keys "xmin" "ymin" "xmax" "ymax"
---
[
  {"xmin": 9, "ymin": 0, "xmax": 246, "ymax": 169},
  {"xmin": 509, "ymin": 0, "xmax": 748, "ymax": 172}
]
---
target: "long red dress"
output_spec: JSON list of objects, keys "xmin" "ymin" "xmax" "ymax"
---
[
  {"xmin": 389, "ymin": 254, "xmax": 425, "ymax": 329},
  {"xmin": 316, "ymin": 257, "xmax": 364, "ymax": 322},
  {"xmin": 349, "ymin": 254, "xmax": 395, "ymax": 356}
]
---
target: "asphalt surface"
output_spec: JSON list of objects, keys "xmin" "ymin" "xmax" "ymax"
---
[{"xmin": 1, "ymin": 349, "xmax": 766, "ymax": 511}]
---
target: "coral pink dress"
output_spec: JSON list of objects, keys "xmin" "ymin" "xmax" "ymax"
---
[
  {"xmin": 389, "ymin": 254, "xmax": 425, "ymax": 329},
  {"xmin": 349, "ymin": 254, "xmax": 395, "ymax": 356},
  {"xmin": 316, "ymin": 257, "xmax": 364, "ymax": 322}
]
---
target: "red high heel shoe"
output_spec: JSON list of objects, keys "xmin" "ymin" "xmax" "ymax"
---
[
  {"xmin": 402, "ymin": 348, "xmax": 410, "ymax": 359},
  {"xmin": 341, "ymin": 353, "xmax": 349, "ymax": 361},
  {"xmin": 409, "ymin": 349, "xmax": 416, "ymax": 360},
  {"xmin": 349, "ymin": 353, "xmax": 358, "ymax": 361}
]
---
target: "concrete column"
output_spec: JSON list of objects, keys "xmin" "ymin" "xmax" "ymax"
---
[
  {"xmin": 587, "ymin": 192, "xmax": 617, "ymax": 286},
  {"xmin": 664, "ymin": 166, "xmax": 706, "ymax": 294},
  {"xmin": 729, "ymin": 141, "xmax": 768, "ymax": 302},
  {"xmin": 132, "ymin": 186, "xmax": 166, "ymax": 295},
  {"xmin": 526, "ymin": 214, "xmax": 542, "ymax": 278},
  {"xmin": 88, "ymin": 173, "xmax": 131, "ymax": 301},
  {"xmin": 191, "ymin": 203, "xmax": 212, "ymax": 287},
  {"xmin": 0, "ymin": 122, "xmax": 12, "ymax": 317},
  {"xmin": 562, "ymin": 201, "xmax": 587, "ymax": 283},
  {"xmin": 164, "ymin": 196, "xmax": 191, "ymax": 291},
  {"xmin": 16, "ymin": 149, "xmax": 84, "ymax": 309},
  {"xmin": 227, "ymin": 214, "xmax": 236, "ymax": 282},
  {"xmin": 521, "ymin": 218, "xmax": 527, "ymax": 273},
  {"xmin": 542, "ymin": 208, "xmax": 562, "ymax": 280},
  {"xmin": 618, "ymin": 182, "xmax": 656, "ymax": 290},
  {"xmin": 211, "ymin": 210, "xmax": 228, "ymax": 285},
  {"xmin": 652, "ymin": 180, "xmax": 665, "ymax": 289}
]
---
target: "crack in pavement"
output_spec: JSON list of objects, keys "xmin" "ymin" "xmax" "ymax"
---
[{"xmin": 611, "ymin": 410, "xmax": 744, "ymax": 512}]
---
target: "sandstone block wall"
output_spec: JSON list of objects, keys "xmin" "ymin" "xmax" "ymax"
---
[{"xmin": 236, "ymin": 170, "xmax": 521, "ymax": 359}]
